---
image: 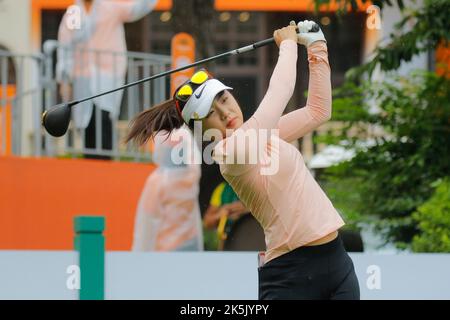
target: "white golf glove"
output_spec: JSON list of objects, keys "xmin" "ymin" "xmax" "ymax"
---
[{"xmin": 294, "ymin": 20, "xmax": 326, "ymax": 47}]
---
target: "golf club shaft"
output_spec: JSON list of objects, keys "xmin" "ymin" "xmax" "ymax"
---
[
  {"xmin": 69, "ymin": 39, "xmax": 276, "ymax": 107},
  {"xmin": 43, "ymin": 22, "xmax": 320, "ymax": 137},
  {"xmin": 69, "ymin": 22, "xmax": 320, "ymax": 106},
  {"xmin": 65, "ymin": 22, "xmax": 320, "ymax": 107}
]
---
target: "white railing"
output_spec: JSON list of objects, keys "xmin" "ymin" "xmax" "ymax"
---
[{"xmin": 0, "ymin": 41, "xmax": 172, "ymax": 160}]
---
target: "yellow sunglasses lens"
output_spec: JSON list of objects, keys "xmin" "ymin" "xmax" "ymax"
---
[
  {"xmin": 190, "ymin": 70, "xmax": 209, "ymax": 84},
  {"xmin": 177, "ymin": 84, "xmax": 193, "ymax": 100}
]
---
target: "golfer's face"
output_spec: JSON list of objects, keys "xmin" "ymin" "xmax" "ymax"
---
[{"xmin": 202, "ymin": 90, "xmax": 243, "ymax": 137}]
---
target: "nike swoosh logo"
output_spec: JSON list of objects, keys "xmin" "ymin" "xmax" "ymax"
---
[{"xmin": 194, "ymin": 84, "xmax": 207, "ymax": 99}]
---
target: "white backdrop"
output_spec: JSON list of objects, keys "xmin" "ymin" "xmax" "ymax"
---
[{"xmin": 1, "ymin": 251, "xmax": 449, "ymax": 299}]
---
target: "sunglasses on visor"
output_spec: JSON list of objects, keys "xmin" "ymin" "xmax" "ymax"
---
[{"xmin": 174, "ymin": 69, "xmax": 211, "ymax": 102}]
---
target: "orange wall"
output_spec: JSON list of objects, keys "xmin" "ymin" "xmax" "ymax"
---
[
  {"xmin": 215, "ymin": 0, "xmax": 370, "ymax": 11},
  {"xmin": 0, "ymin": 156, "xmax": 155, "ymax": 250}
]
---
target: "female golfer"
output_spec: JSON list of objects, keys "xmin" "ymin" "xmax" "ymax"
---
[{"xmin": 126, "ymin": 20, "xmax": 360, "ymax": 300}]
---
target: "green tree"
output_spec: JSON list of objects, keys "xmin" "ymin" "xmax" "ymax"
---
[
  {"xmin": 322, "ymin": 71, "xmax": 450, "ymax": 245},
  {"xmin": 314, "ymin": 0, "xmax": 450, "ymax": 78},
  {"xmin": 412, "ymin": 179, "xmax": 450, "ymax": 252},
  {"xmin": 311, "ymin": 0, "xmax": 450, "ymax": 248}
]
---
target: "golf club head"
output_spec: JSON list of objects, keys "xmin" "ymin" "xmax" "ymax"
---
[{"xmin": 42, "ymin": 103, "xmax": 72, "ymax": 137}]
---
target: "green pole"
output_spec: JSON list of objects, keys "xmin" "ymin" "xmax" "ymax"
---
[{"xmin": 74, "ymin": 216, "xmax": 105, "ymax": 300}]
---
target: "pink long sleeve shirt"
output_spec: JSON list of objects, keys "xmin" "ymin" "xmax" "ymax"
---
[{"xmin": 213, "ymin": 40, "xmax": 345, "ymax": 263}]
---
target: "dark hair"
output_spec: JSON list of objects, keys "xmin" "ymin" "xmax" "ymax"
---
[
  {"xmin": 125, "ymin": 90, "xmax": 229, "ymax": 146},
  {"xmin": 125, "ymin": 98, "xmax": 184, "ymax": 146}
]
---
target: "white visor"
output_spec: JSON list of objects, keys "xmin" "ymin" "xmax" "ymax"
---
[{"xmin": 181, "ymin": 79, "xmax": 233, "ymax": 123}]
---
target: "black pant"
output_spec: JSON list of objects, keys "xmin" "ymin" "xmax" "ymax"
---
[
  {"xmin": 258, "ymin": 234, "xmax": 360, "ymax": 300},
  {"xmin": 84, "ymin": 105, "xmax": 112, "ymax": 160}
]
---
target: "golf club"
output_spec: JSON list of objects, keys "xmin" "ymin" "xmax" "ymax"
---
[{"xmin": 42, "ymin": 22, "xmax": 320, "ymax": 137}]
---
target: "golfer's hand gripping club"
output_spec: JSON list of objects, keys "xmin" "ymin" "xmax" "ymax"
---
[{"xmin": 295, "ymin": 20, "xmax": 326, "ymax": 47}]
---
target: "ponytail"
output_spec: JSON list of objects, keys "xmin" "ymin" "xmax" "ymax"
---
[{"xmin": 125, "ymin": 98, "xmax": 184, "ymax": 146}]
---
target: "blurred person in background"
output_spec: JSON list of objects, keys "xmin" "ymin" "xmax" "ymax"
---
[
  {"xmin": 132, "ymin": 127, "xmax": 204, "ymax": 251},
  {"xmin": 203, "ymin": 181, "xmax": 249, "ymax": 250},
  {"xmin": 56, "ymin": 0, "xmax": 157, "ymax": 159}
]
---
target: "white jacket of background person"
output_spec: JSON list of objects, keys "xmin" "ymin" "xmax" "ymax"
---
[
  {"xmin": 56, "ymin": 0, "xmax": 157, "ymax": 129},
  {"xmin": 132, "ymin": 127, "xmax": 204, "ymax": 251}
]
